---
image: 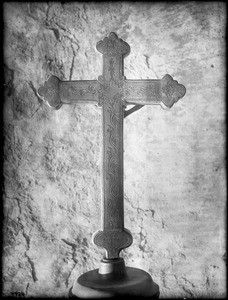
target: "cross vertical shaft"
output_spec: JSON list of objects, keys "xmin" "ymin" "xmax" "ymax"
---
[
  {"xmin": 93, "ymin": 33, "xmax": 133, "ymax": 259},
  {"xmin": 102, "ymin": 75, "xmax": 124, "ymax": 231},
  {"xmin": 102, "ymin": 43, "xmax": 125, "ymax": 231}
]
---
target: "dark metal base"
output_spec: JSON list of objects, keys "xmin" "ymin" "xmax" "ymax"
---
[{"xmin": 70, "ymin": 266, "xmax": 159, "ymax": 299}]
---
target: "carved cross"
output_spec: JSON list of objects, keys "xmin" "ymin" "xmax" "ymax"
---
[{"xmin": 38, "ymin": 32, "xmax": 186, "ymax": 260}]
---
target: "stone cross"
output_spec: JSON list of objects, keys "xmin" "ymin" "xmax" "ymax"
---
[{"xmin": 38, "ymin": 32, "xmax": 186, "ymax": 261}]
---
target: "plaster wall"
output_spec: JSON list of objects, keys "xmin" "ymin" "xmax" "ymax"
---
[{"xmin": 3, "ymin": 2, "xmax": 226, "ymax": 298}]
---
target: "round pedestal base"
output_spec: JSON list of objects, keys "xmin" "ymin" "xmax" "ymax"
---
[{"xmin": 70, "ymin": 267, "xmax": 159, "ymax": 299}]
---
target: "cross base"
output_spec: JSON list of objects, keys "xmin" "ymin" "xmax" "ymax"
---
[{"xmin": 69, "ymin": 259, "xmax": 159, "ymax": 299}]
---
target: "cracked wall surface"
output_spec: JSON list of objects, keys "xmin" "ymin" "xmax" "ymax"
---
[{"xmin": 3, "ymin": 2, "xmax": 226, "ymax": 298}]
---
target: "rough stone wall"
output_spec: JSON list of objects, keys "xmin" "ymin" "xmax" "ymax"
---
[{"xmin": 3, "ymin": 2, "xmax": 226, "ymax": 298}]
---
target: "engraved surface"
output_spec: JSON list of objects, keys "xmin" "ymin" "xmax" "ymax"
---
[
  {"xmin": 124, "ymin": 80, "xmax": 161, "ymax": 104},
  {"xmin": 60, "ymin": 81, "xmax": 99, "ymax": 103},
  {"xmin": 103, "ymin": 91, "xmax": 124, "ymax": 231}
]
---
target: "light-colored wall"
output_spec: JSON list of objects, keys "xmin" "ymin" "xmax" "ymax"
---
[{"xmin": 3, "ymin": 2, "xmax": 226, "ymax": 298}]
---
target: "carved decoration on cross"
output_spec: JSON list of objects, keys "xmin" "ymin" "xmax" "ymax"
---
[{"xmin": 38, "ymin": 32, "xmax": 186, "ymax": 260}]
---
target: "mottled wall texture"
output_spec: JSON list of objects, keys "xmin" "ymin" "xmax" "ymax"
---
[{"xmin": 3, "ymin": 2, "xmax": 226, "ymax": 298}]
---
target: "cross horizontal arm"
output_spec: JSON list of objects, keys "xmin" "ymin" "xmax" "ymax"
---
[
  {"xmin": 124, "ymin": 74, "xmax": 186, "ymax": 109},
  {"xmin": 37, "ymin": 75, "xmax": 99, "ymax": 109}
]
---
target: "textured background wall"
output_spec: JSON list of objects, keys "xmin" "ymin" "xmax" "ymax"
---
[{"xmin": 3, "ymin": 2, "xmax": 226, "ymax": 298}]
